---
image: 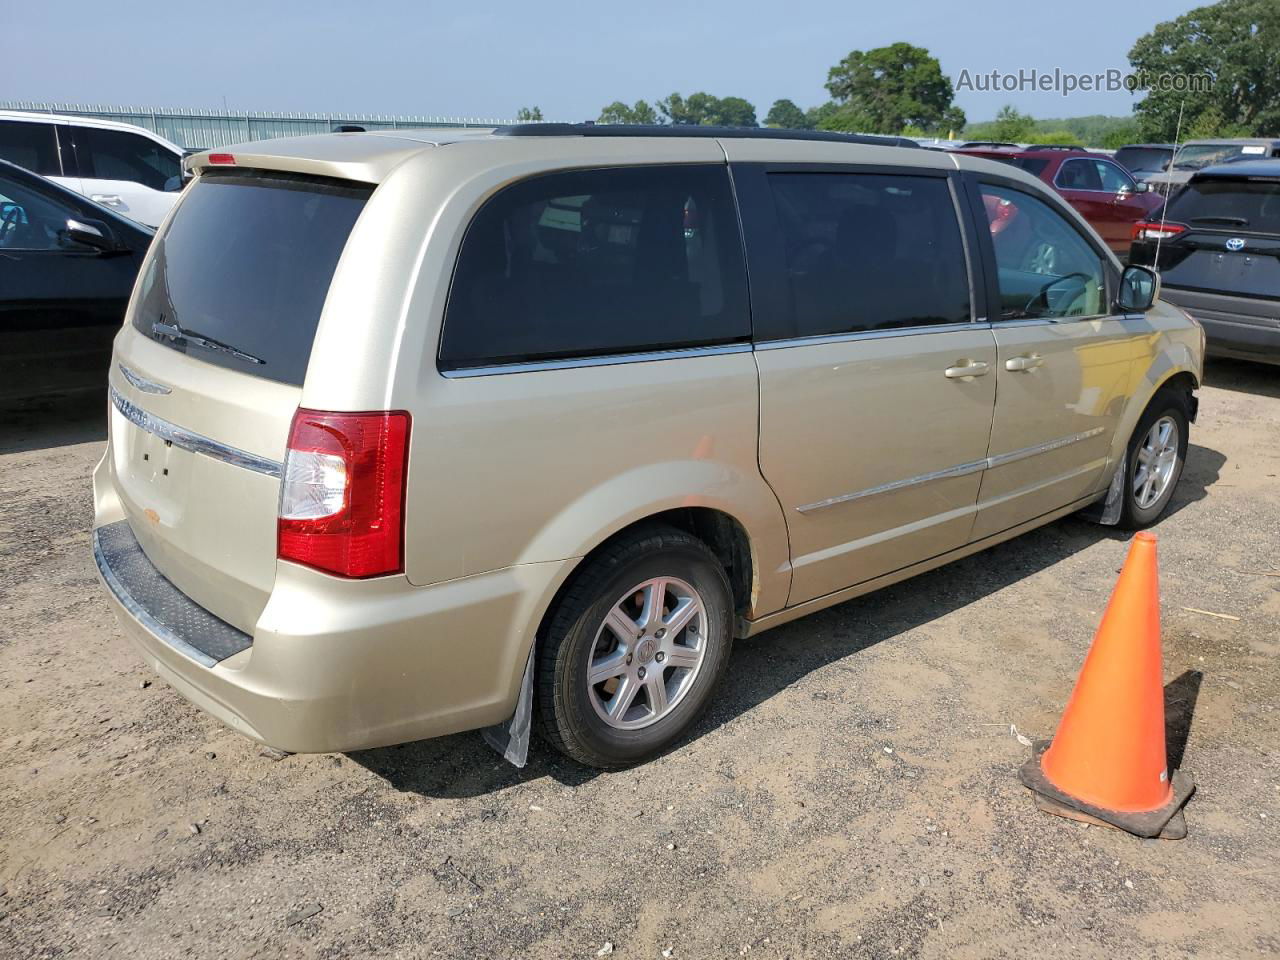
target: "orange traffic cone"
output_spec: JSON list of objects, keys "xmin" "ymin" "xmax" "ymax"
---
[{"xmin": 1019, "ymin": 532, "xmax": 1194, "ymax": 838}]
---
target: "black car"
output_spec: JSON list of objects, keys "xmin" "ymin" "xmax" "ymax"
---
[
  {"xmin": 1130, "ymin": 159, "xmax": 1280, "ymax": 365},
  {"xmin": 0, "ymin": 158, "xmax": 154, "ymax": 400}
]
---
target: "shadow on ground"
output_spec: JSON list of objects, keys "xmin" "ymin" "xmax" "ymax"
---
[
  {"xmin": 0, "ymin": 391, "xmax": 107, "ymax": 455},
  {"xmin": 352, "ymin": 442, "xmax": 1225, "ymax": 798},
  {"xmin": 1203, "ymin": 356, "xmax": 1279, "ymax": 399}
]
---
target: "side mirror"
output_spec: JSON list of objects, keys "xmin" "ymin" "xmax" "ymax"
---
[
  {"xmin": 1134, "ymin": 181, "xmax": 1150, "ymax": 193},
  {"xmin": 61, "ymin": 218, "xmax": 117, "ymax": 253},
  {"xmin": 1117, "ymin": 264, "xmax": 1160, "ymax": 312}
]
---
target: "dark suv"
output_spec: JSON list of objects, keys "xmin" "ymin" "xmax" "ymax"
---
[
  {"xmin": 954, "ymin": 146, "xmax": 1163, "ymax": 256},
  {"xmin": 1130, "ymin": 159, "xmax": 1280, "ymax": 364}
]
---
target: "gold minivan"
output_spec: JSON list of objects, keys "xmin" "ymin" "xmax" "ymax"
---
[{"xmin": 92, "ymin": 125, "xmax": 1203, "ymax": 768}]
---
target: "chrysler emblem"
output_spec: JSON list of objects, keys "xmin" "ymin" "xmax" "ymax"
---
[{"xmin": 1225, "ymin": 237, "xmax": 1246, "ymax": 252}]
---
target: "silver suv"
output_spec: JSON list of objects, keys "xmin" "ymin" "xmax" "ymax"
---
[{"xmin": 93, "ymin": 125, "xmax": 1203, "ymax": 768}]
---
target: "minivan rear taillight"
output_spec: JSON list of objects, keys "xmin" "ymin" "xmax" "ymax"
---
[
  {"xmin": 1132, "ymin": 220, "xmax": 1188, "ymax": 241},
  {"xmin": 278, "ymin": 410, "xmax": 410, "ymax": 578}
]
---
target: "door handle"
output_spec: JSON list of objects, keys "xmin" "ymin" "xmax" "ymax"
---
[
  {"xmin": 91, "ymin": 194, "xmax": 123, "ymax": 206},
  {"xmin": 1005, "ymin": 354, "xmax": 1044, "ymax": 372},
  {"xmin": 944, "ymin": 360, "xmax": 990, "ymax": 379}
]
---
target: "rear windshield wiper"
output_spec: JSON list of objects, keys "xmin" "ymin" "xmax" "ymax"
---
[
  {"xmin": 1189, "ymin": 216, "xmax": 1250, "ymax": 226},
  {"xmin": 151, "ymin": 318, "xmax": 266, "ymax": 365}
]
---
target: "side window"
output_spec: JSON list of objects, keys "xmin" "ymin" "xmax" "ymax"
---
[
  {"xmin": 0, "ymin": 175, "xmax": 78, "ymax": 251},
  {"xmin": 1056, "ymin": 159, "xmax": 1103, "ymax": 191},
  {"xmin": 979, "ymin": 185, "xmax": 1105, "ymax": 321},
  {"xmin": 1095, "ymin": 160, "xmax": 1134, "ymax": 193},
  {"xmin": 73, "ymin": 127, "xmax": 180, "ymax": 191},
  {"xmin": 765, "ymin": 172, "xmax": 970, "ymax": 338},
  {"xmin": 440, "ymin": 165, "xmax": 749, "ymax": 370},
  {"xmin": 0, "ymin": 120, "xmax": 61, "ymax": 177}
]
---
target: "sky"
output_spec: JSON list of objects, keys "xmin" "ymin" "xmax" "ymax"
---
[{"xmin": 4, "ymin": 0, "xmax": 1207, "ymax": 124}]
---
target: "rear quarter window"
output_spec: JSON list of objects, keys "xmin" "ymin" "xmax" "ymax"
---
[
  {"xmin": 132, "ymin": 170, "xmax": 372, "ymax": 386},
  {"xmin": 439, "ymin": 164, "xmax": 750, "ymax": 370}
]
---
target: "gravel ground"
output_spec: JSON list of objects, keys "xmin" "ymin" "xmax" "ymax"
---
[{"xmin": 1, "ymin": 358, "xmax": 1277, "ymax": 959}]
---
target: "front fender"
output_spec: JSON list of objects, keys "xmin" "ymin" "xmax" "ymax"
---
[{"xmin": 1105, "ymin": 302, "xmax": 1203, "ymax": 471}]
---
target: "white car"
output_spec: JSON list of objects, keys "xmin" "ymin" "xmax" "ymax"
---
[{"xmin": 0, "ymin": 110, "xmax": 186, "ymax": 228}]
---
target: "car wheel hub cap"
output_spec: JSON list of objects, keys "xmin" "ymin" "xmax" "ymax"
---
[
  {"xmin": 586, "ymin": 576, "xmax": 707, "ymax": 731},
  {"xmin": 1133, "ymin": 415, "xmax": 1179, "ymax": 510}
]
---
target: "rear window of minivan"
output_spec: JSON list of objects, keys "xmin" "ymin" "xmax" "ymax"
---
[
  {"xmin": 132, "ymin": 170, "xmax": 372, "ymax": 386},
  {"xmin": 1166, "ymin": 178, "xmax": 1280, "ymax": 236}
]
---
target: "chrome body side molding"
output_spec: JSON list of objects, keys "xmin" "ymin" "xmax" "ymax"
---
[{"xmin": 796, "ymin": 427, "xmax": 1108, "ymax": 514}]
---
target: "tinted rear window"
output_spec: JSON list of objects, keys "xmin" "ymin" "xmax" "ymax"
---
[
  {"xmin": 439, "ymin": 165, "xmax": 749, "ymax": 370},
  {"xmin": 1114, "ymin": 147, "xmax": 1172, "ymax": 174},
  {"xmin": 1166, "ymin": 178, "xmax": 1280, "ymax": 236},
  {"xmin": 132, "ymin": 171, "xmax": 371, "ymax": 386}
]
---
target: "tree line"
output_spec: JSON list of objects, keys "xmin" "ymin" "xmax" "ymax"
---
[{"xmin": 520, "ymin": 0, "xmax": 1277, "ymax": 147}]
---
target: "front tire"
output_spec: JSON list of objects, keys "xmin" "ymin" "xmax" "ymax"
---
[
  {"xmin": 535, "ymin": 526, "xmax": 733, "ymax": 769},
  {"xmin": 1118, "ymin": 392, "xmax": 1190, "ymax": 529}
]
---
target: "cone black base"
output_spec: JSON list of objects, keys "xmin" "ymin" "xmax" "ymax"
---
[{"xmin": 1019, "ymin": 740, "xmax": 1194, "ymax": 839}]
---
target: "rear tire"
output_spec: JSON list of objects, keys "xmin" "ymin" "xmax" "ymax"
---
[
  {"xmin": 1117, "ymin": 391, "xmax": 1190, "ymax": 529},
  {"xmin": 535, "ymin": 526, "xmax": 733, "ymax": 769}
]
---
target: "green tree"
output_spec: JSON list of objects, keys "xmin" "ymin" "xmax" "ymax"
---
[
  {"xmin": 515, "ymin": 106, "xmax": 544, "ymax": 122},
  {"xmin": 1129, "ymin": 0, "xmax": 1280, "ymax": 141},
  {"xmin": 597, "ymin": 100, "xmax": 659, "ymax": 125},
  {"xmin": 764, "ymin": 99, "xmax": 809, "ymax": 129},
  {"xmin": 714, "ymin": 96, "xmax": 758, "ymax": 127},
  {"xmin": 658, "ymin": 92, "xmax": 758, "ymax": 127},
  {"xmin": 990, "ymin": 104, "xmax": 1036, "ymax": 142},
  {"xmin": 823, "ymin": 42, "xmax": 960, "ymax": 134},
  {"xmin": 1024, "ymin": 130, "xmax": 1084, "ymax": 146},
  {"xmin": 805, "ymin": 101, "xmax": 840, "ymax": 130}
]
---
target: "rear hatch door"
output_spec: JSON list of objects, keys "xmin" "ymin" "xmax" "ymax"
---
[
  {"xmin": 107, "ymin": 169, "xmax": 372, "ymax": 633},
  {"xmin": 1156, "ymin": 175, "xmax": 1280, "ymax": 317}
]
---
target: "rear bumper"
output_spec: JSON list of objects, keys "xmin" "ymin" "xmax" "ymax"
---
[
  {"xmin": 93, "ymin": 519, "xmax": 573, "ymax": 754},
  {"xmin": 1160, "ymin": 287, "xmax": 1280, "ymax": 364}
]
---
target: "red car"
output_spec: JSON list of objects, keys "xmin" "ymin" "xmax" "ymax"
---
[{"xmin": 954, "ymin": 146, "xmax": 1163, "ymax": 257}]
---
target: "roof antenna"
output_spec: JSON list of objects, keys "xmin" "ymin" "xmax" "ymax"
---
[{"xmin": 1153, "ymin": 100, "xmax": 1186, "ymax": 267}]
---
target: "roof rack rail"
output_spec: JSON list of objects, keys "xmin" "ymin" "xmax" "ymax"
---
[
  {"xmin": 493, "ymin": 123, "xmax": 921, "ymax": 149},
  {"xmin": 1023, "ymin": 144, "xmax": 1088, "ymax": 152}
]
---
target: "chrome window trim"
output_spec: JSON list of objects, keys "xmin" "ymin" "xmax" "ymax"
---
[
  {"xmin": 796, "ymin": 427, "xmax": 1108, "ymax": 514},
  {"xmin": 110, "ymin": 385, "xmax": 282, "ymax": 479},
  {"xmin": 118, "ymin": 363, "xmax": 172, "ymax": 395},
  {"xmin": 92, "ymin": 527, "xmax": 219, "ymax": 669},
  {"xmin": 755, "ymin": 321, "xmax": 985, "ymax": 352},
  {"xmin": 440, "ymin": 343, "xmax": 753, "ymax": 378}
]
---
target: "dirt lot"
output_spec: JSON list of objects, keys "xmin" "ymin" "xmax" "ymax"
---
[{"xmin": 1, "ymin": 359, "xmax": 1277, "ymax": 960}]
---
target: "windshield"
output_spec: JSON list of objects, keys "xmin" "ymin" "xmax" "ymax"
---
[
  {"xmin": 132, "ymin": 170, "xmax": 371, "ymax": 386},
  {"xmin": 1115, "ymin": 147, "xmax": 1172, "ymax": 174},
  {"xmin": 1166, "ymin": 178, "xmax": 1280, "ymax": 236},
  {"xmin": 1172, "ymin": 144, "xmax": 1265, "ymax": 171}
]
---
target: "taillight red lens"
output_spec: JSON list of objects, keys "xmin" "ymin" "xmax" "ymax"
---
[
  {"xmin": 207, "ymin": 153, "xmax": 236, "ymax": 165},
  {"xmin": 278, "ymin": 409, "xmax": 410, "ymax": 578},
  {"xmin": 1132, "ymin": 220, "xmax": 1187, "ymax": 241}
]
